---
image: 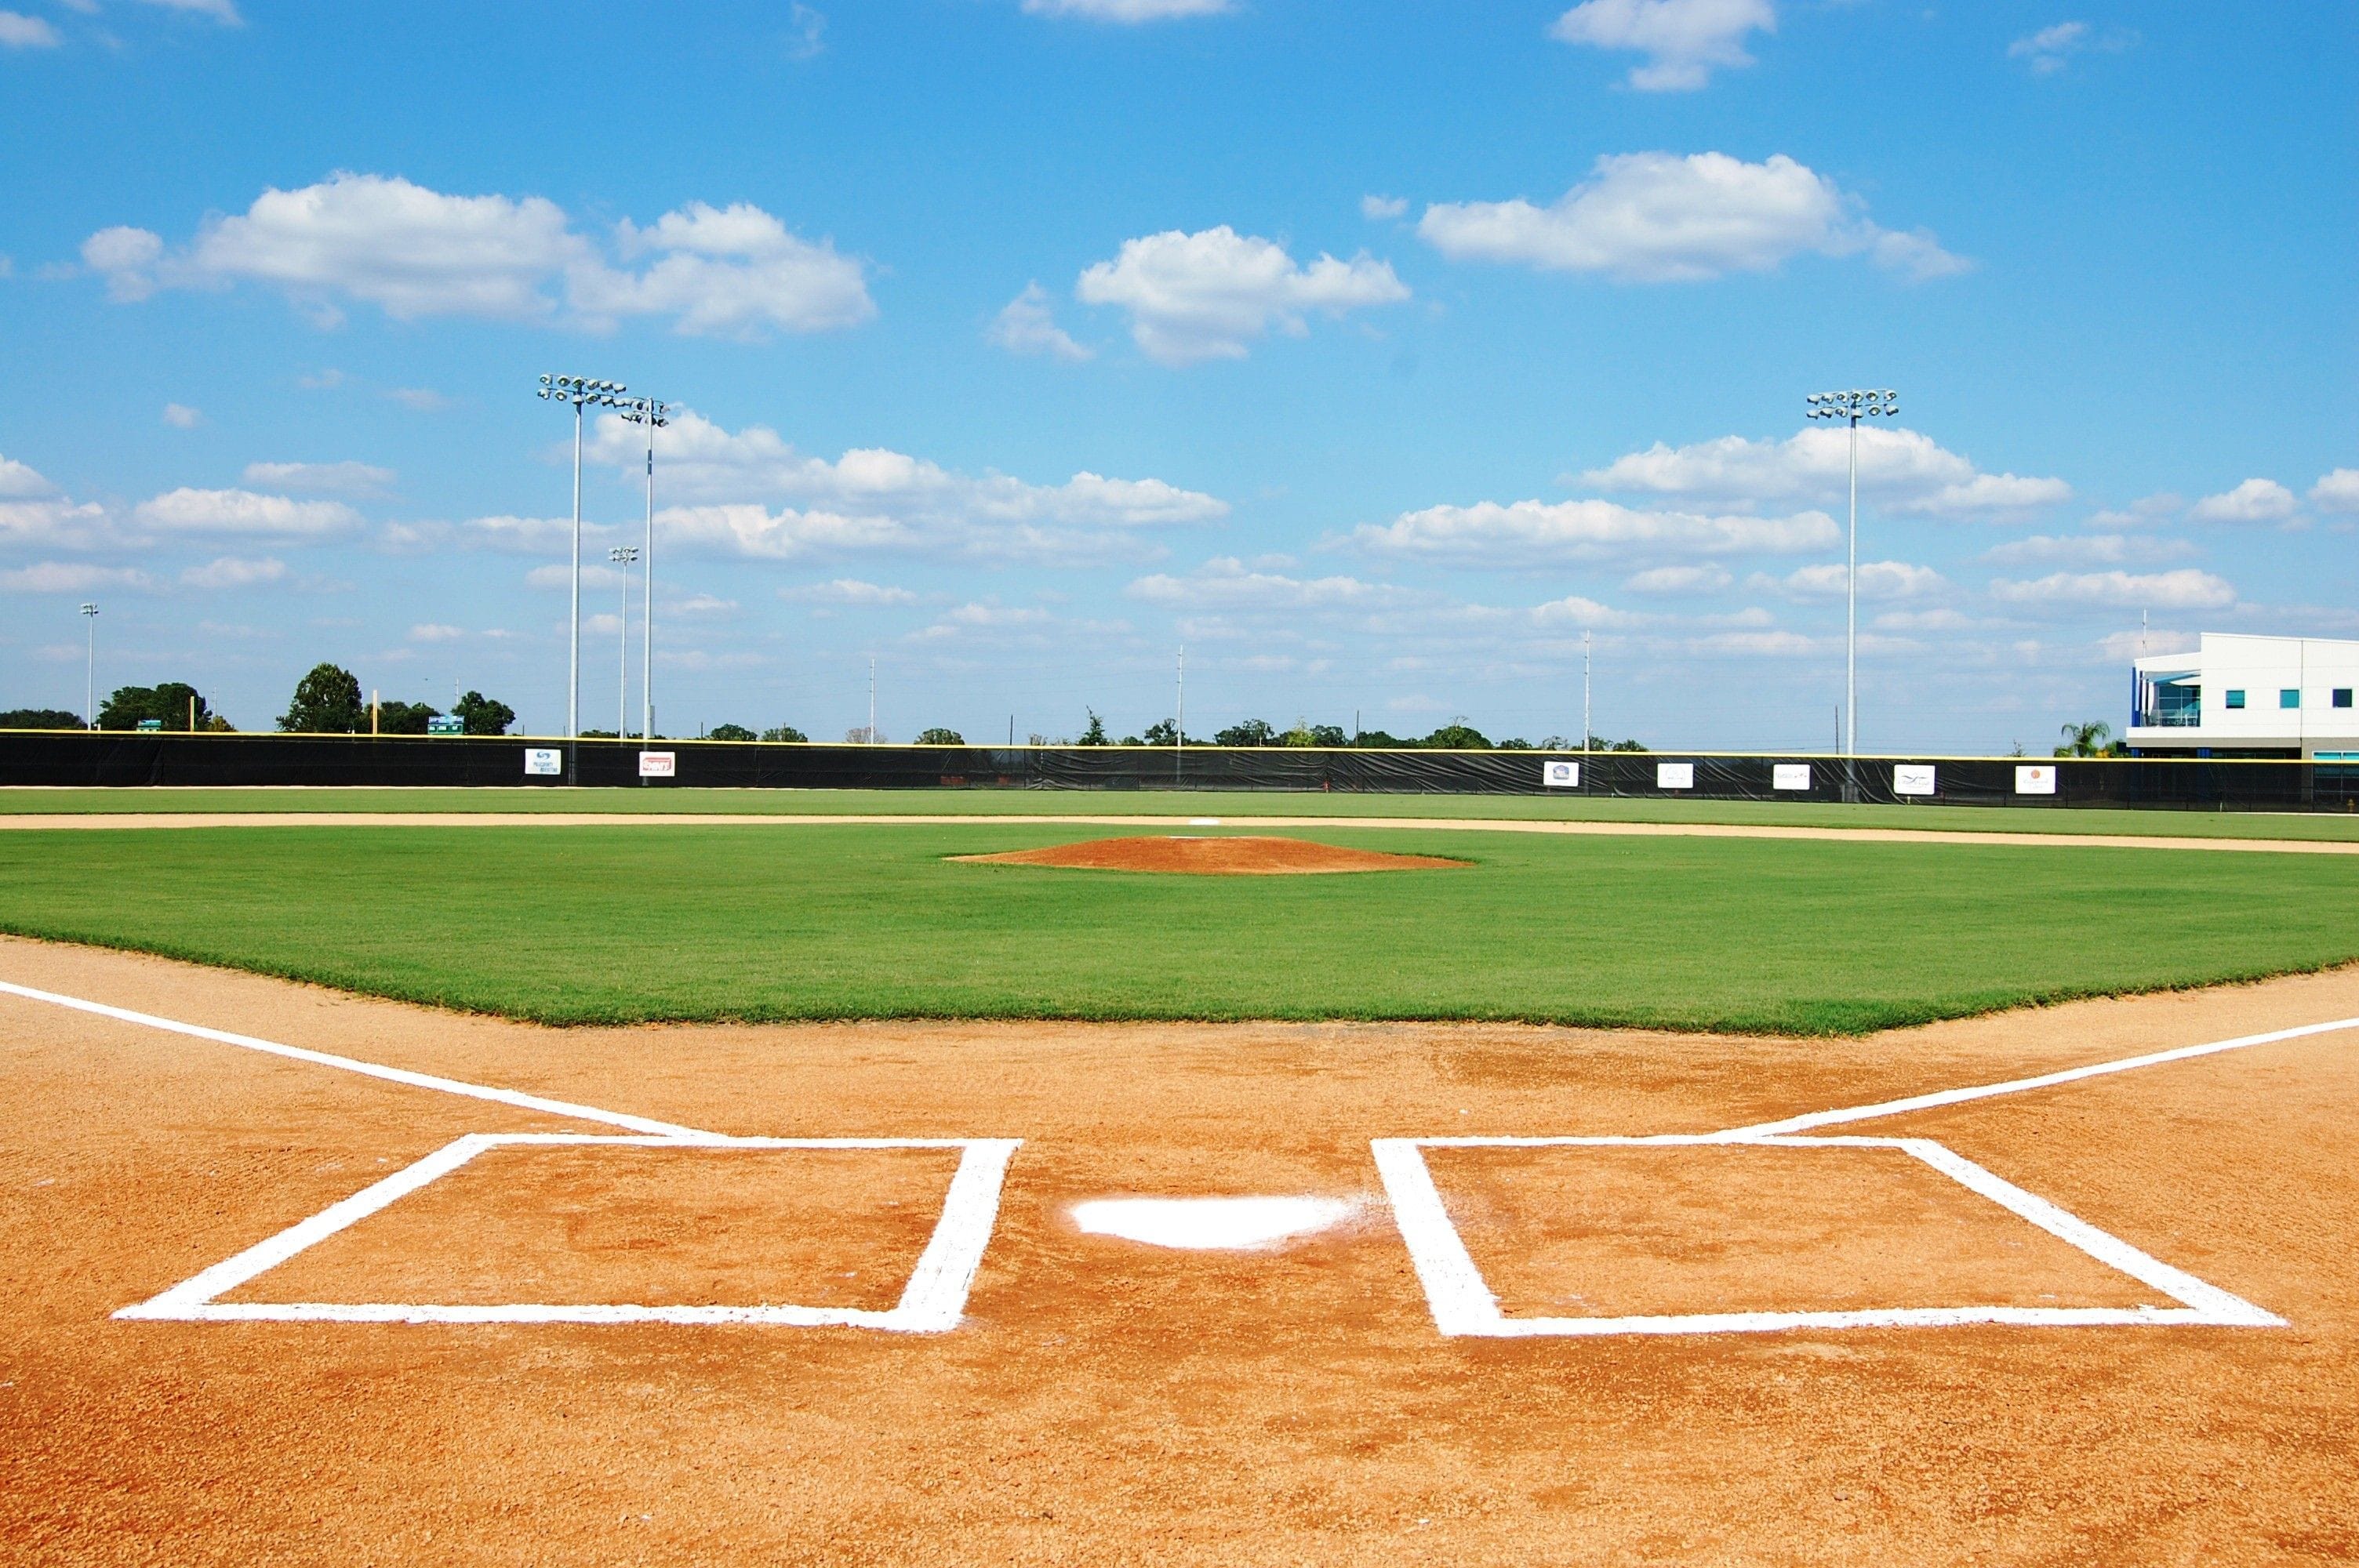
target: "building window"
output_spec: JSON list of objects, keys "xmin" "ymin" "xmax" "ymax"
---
[
  {"xmin": 2225, "ymin": 689, "xmax": 2245, "ymax": 710},
  {"xmin": 2336, "ymin": 689, "xmax": 2354, "ymax": 710},
  {"xmin": 2281, "ymin": 688, "xmax": 2302, "ymax": 710}
]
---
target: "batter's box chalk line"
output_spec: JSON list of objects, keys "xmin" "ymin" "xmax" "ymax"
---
[
  {"xmin": 1372, "ymin": 1134, "xmax": 2285, "ymax": 1338},
  {"xmin": 113, "ymin": 1134, "xmax": 1021, "ymax": 1332}
]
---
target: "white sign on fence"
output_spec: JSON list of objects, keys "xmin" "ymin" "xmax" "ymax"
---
[
  {"xmin": 1772, "ymin": 763, "xmax": 1812, "ymax": 792},
  {"xmin": 1543, "ymin": 760, "xmax": 1580, "ymax": 788},
  {"xmin": 1894, "ymin": 764, "xmax": 1937, "ymax": 797},
  {"xmin": 638, "ymin": 750, "xmax": 677, "ymax": 779},
  {"xmin": 1656, "ymin": 761, "xmax": 1695, "ymax": 790},
  {"xmin": 523, "ymin": 748, "xmax": 563, "ymax": 777},
  {"xmin": 2014, "ymin": 764, "xmax": 2058, "ymax": 795}
]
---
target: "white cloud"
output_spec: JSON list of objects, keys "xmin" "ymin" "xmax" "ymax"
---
[
  {"xmin": 0, "ymin": 12, "xmax": 63, "ymax": 48},
  {"xmin": 1021, "ymin": 0, "xmax": 1233, "ymax": 19},
  {"xmin": 987, "ymin": 281, "xmax": 1093, "ymax": 361},
  {"xmin": 1990, "ymin": 569, "xmax": 2235, "ymax": 612},
  {"xmin": 2087, "ymin": 492, "xmax": 2182, "ymax": 529},
  {"xmin": 1771, "ymin": 560, "xmax": 1943, "ymax": 599},
  {"xmin": 2, "ymin": 561, "xmax": 158, "ymax": 593},
  {"xmin": 1550, "ymin": 0, "xmax": 1775, "ymax": 92},
  {"xmin": 525, "ymin": 561, "xmax": 626, "ymax": 589},
  {"xmin": 161, "ymin": 402, "xmax": 203, "ymax": 428},
  {"xmin": 138, "ymin": 0, "xmax": 242, "ymax": 22},
  {"xmin": 1874, "ymin": 607, "xmax": 1978, "ymax": 633},
  {"xmin": 1076, "ymin": 227, "xmax": 1408, "ymax": 365},
  {"xmin": 1419, "ymin": 151, "xmax": 1965, "ymax": 283},
  {"xmin": 781, "ymin": 579, "xmax": 918, "ymax": 605},
  {"xmin": 84, "ymin": 174, "xmax": 873, "ymax": 339},
  {"xmin": 409, "ymin": 622, "xmax": 464, "ymax": 642},
  {"xmin": 0, "ymin": 455, "xmax": 55, "ymax": 498},
  {"xmin": 133, "ymin": 488, "xmax": 362, "ymax": 538},
  {"xmin": 2310, "ymin": 469, "xmax": 2359, "ymax": 514},
  {"xmin": 1982, "ymin": 532, "xmax": 2190, "ymax": 568},
  {"xmin": 1125, "ymin": 557, "xmax": 1408, "ymax": 610},
  {"xmin": 1689, "ymin": 628, "xmax": 1817, "ymax": 657},
  {"xmin": 1623, "ymin": 563, "xmax": 1730, "ymax": 594},
  {"xmin": 1361, "ymin": 194, "xmax": 1409, "ymax": 221},
  {"xmin": 784, "ymin": 2, "xmax": 825, "ymax": 59},
  {"xmin": 1531, "ymin": 593, "xmax": 1646, "ymax": 630},
  {"xmin": 670, "ymin": 593, "xmax": 737, "ymax": 615},
  {"xmin": 387, "ymin": 387, "xmax": 449, "ymax": 412},
  {"xmin": 2187, "ymin": 477, "xmax": 2297, "ymax": 524},
  {"xmin": 241, "ymin": 459, "xmax": 395, "ymax": 495},
  {"xmin": 1355, "ymin": 497, "xmax": 1837, "ymax": 565},
  {"xmin": 2097, "ymin": 627, "xmax": 2197, "ymax": 662},
  {"xmin": 0, "ymin": 495, "xmax": 114, "ymax": 550},
  {"xmin": 1583, "ymin": 425, "xmax": 2069, "ymax": 517},
  {"xmin": 2008, "ymin": 20, "xmax": 2135, "ymax": 74},
  {"xmin": 180, "ymin": 556, "xmax": 287, "ymax": 589}
]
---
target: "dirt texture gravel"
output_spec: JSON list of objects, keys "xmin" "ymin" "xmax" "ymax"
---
[
  {"xmin": 3, "ymin": 935, "xmax": 2357, "ymax": 1566},
  {"xmin": 951, "ymin": 834, "xmax": 1470, "ymax": 875}
]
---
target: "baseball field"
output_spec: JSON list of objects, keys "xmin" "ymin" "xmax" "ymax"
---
[{"xmin": 4, "ymin": 789, "xmax": 2357, "ymax": 1564}]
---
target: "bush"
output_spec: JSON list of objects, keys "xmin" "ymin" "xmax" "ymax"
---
[
  {"xmin": 915, "ymin": 727, "xmax": 965, "ymax": 745},
  {"xmin": 0, "ymin": 708, "xmax": 88, "ymax": 730},
  {"xmin": 374, "ymin": 699, "xmax": 438, "ymax": 735},
  {"xmin": 761, "ymin": 725, "xmax": 808, "ymax": 742},
  {"xmin": 708, "ymin": 723, "xmax": 758, "ymax": 742},
  {"xmin": 278, "ymin": 664, "xmax": 365, "ymax": 733}
]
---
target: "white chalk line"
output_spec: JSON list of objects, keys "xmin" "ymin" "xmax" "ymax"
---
[{"xmin": 0, "ymin": 980, "xmax": 1016, "ymax": 1331}]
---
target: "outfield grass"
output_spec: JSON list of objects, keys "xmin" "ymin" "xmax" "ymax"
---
[
  {"xmin": 2, "ymin": 822, "xmax": 2354, "ymax": 1034},
  {"xmin": 5, "ymin": 785, "xmax": 2359, "ymax": 842}
]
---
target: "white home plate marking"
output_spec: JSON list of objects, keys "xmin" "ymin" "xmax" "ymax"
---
[{"xmin": 1072, "ymin": 1196, "xmax": 1355, "ymax": 1250}]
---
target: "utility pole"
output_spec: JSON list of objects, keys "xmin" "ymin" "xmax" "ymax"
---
[
  {"xmin": 79, "ymin": 603, "xmax": 98, "ymax": 728},
  {"xmin": 620, "ymin": 395, "xmax": 669, "ymax": 741},
  {"xmin": 1175, "ymin": 644, "xmax": 1185, "ymax": 782},
  {"xmin": 1805, "ymin": 388, "xmax": 1899, "ymax": 797},
  {"xmin": 538, "ymin": 374, "xmax": 628, "ymax": 779},
  {"xmin": 1583, "ymin": 629, "xmax": 1592, "ymax": 752},
  {"xmin": 610, "ymin": 546, "xmax": 639, "ymax": 737},
  {"xmin": 867, "ymin": 657, "xmax": 876, "ymax": 744}
]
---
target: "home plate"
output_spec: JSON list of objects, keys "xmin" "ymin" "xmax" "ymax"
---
[{"xmin": 1070, "ymin": 1196, "xmax": 1356, "ymax": 1250}]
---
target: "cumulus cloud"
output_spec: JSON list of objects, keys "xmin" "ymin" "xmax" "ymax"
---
[
  {"xmin": 1022, "ymin": 0, "xmax": 1233, "ymax": 18},
  {"xmin": 2008, "ymin": 20, "xmax": 2136, "ymax": 74},
  {"xmin": 781, "ymin": 579, "xmax": 918, "ymax": 605},
  {"xmin": 180, "ymin": 555, "xmax": 287, "ymax": 589},
  {"xmin": 0, "ymin": 12, "xmax": 64, "ymax": 48},
  {"xmin": 1075, "ymin": 227, "xmax": 1408, "ymax": 365},
  {"xmin": 0, "ymin": 455, "xmax": 56, "ymax": 499},
  {"xmin": 139, "ymin": 0, "xmax": 243, "ymax": 23},
  {"xmin": 0, "ymin": 459, "xmax": 127, "ymax": 551},
  {"xmin": 409, "ymin": 622, "xmax": 464, "ymax": 642},
  {"xmin": 1768, "ymin": 560, "xmax": 1943, "ymax": 599},
  {"xmin": 1355, "ymin": 496, "xmax": 1837, "ymax": 565},
  {"xmin": 133, "ymin": 488, "xmax": 362, "ymax": 538},
  {"xmin": 1990, "ymin": 569, "xmax": 2235, "ymax": 612},
  {"xmin": 1982, "ymin": 532, "xmax": 2190, "ymax": 568},
  {"xmin": 1583, "ymin": 425, "xmax": 2069, "ymax": 517},
  {"xmin": 1550, "ymin": 0, "xmax": 1774, "ymax": 92},
  {"xmin": 1623, "ymin": 563, "xmax": 1731, "ymax": 594},
  {"xmin": 987, "ymin": 281, "xmax": 1093, "ymax": 361},
  {"xmin": 241, "ymin": 459, "xmax": 395, "ymax": 495},
  {"xmin": 1361, "ymin": 194, "xmax": 1409, "ymax": 221},
  {"xmin": 82, "ymin": 174, "xmax": 873, "ymax": 339},
  {"xmin": 1419, "ymin": 151, "xmax": 1965, "ymax": 283},
  {"xmin": 2187, "ymin": 477, "xmax": 2297, "ymax": 524},
  {"xmin": 161, "ymin": 402, "xmax": 203, "ymax": 428},
  {"xmin": 1126, "ymin": 557, "xmax": 1410, "ymax": 611},
  {"xmin": 2310, "ymin": 469, "xmax": 2359, "ymax": 514},
  {"xmin": 0, "ymin": 561, "xmax": 156, "ymax": 593}
]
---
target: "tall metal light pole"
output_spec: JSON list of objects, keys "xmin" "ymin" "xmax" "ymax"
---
[
  {"xmin": 1582, "ymin": 629, "xmax": 1592, "ymax": 753},
  {"xmin": 537, "ymin": 374, "xmax": 628, "ymax": 776},
  {"xmin": 618, "ymin": 395, "xmax": 669, "ymax": 742},
  {"xmin": 1805, "ymin": 388, "xmax": 1899, "ymax": 773},
  {"xmin": 79, "ymin": 602, "xmax": 98, "ymax": 728},
  {"xmin": 609, "ymin": 546, "xmax": 639, "ymax": 737}
]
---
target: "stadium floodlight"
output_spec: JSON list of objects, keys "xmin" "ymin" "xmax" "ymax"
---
[
  {"xmin": 79, "ymin": 602, "xmax": 98, "ymax": 730},
  {"xmin": 609, "ymin": 546, "xmax": 640, "ymax": 739},
  {"xmin": 618, "ymin": 395, "xmax": 671, "ymax": 742},
  {"xmin": 537, "ymin": 373, "xmax": 627, "ymax": 777},
  {"xmin": 1805, "ymin": 388, "xmax": 1900, "ymax": 777}
]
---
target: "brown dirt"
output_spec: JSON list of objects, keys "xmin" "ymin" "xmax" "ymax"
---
[
  {"xmin": 951, "ymin": 834, "xmax": 1470, "ymax": 875},
  {"xmin": 3, "ymin": 935, "xmax": 2357, "ymax": 1565}
]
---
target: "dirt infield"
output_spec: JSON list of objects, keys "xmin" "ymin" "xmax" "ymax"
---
[
  {"xmin": 4, "ymin": 935, "xmax": 2357, "ymax": 1564},
  {"xmin": 951, "ymin": 834, "xmax": 1470, "ymax": 874}
]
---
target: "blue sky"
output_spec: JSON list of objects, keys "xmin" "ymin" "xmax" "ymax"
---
[{"xmin": 2, "ymin": 0, "xmax": 2352, "ymax": 750}]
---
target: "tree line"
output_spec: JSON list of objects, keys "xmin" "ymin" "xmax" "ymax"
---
[{"xmin": 0, "ymin": 663, "xmax": 517, "ymax": 735}]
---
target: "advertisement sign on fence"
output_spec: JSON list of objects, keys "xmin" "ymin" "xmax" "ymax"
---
[
  {"xmin": 638, "ymin": 751, "xmax": 677, "ymax": 779},
  {"xmin": 1772, "ymin": 763, "xmax": 1812, "ymax": 792},
  {"xmin": 2014, "ymin": 764, "xmax": 2058, "ymax": 795},
  {"xmin": 523, "ymin": 748, "xmax": 563, "ymax": 776},
  {"xmin": 1656, "ymin": 762, "xmax": 1695, "ymax": 790},
  {"xmin": 1542, "ymin": 760, "xmax": 1580, "ymax": 788},
  {"xmin": 1894, "ymin": 764, "xmax": 1938, "ymax": 797}
]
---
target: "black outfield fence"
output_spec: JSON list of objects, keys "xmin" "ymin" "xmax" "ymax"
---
[{"xmin": 4, "ymin": 730, "xmax": 2357, "ymax": 812}]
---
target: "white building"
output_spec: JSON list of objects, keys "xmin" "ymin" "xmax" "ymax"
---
[{"xmin": 2128, "ymin": 633, "xmax": 2359, "ymax": 759}]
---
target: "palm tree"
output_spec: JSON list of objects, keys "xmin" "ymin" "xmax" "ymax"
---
[{"xmin": 2055, "ymin": 720, "xmax": 2114, "ymax": 757}]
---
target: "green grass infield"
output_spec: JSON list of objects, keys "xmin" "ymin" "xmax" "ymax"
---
[
  {"xmin": 2, "ymin": 822, "xmax": 2354, "ymax": 1035},
  {"xmin": 5, "ymin": 785, "xmax": 2359, "ymax": 841}
]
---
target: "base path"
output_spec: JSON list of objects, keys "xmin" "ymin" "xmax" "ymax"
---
[{"xmin": 5, "ymin": 809, "xmax": 2359, "ymax": 855}]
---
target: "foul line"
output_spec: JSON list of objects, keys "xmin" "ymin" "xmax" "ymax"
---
[
  {"xmin": 0, "ymin": 978, "xmax": 711, "ymax": 1138},
  {"xmin": 1725, "ymin": 1014, "xmax": 2359, "ymax": 1139}
]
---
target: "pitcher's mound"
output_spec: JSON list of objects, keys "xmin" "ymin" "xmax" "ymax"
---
[{"xmin": 952, "ymin": 835, "xmax": 1470, "ymax": 876}]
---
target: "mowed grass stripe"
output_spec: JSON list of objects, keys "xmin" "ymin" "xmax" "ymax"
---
[{"xmin": 2, "ymin": 824, "xmax": 2356, "ymax": 1035}]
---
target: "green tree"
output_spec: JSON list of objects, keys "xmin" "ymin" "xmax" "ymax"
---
[
  {"xmin": 708, "ymin": 723, "xmax": 758, "ymax": 742},
  {"xmin": 1141, "ymin": 719, "xmax": 1181, "ymax": 746},
  {"xmin": 99, "ymin": 682, "xmax": 221, "ymax": 731},
  {"xmin": 916, "ymin": 727, "xmax": 965, "ymax": 745},
  {"xmin": 1215, "ymin": 718, "xmax": 1277, "ymax": 746},
  {"xmin": 374, "ymin": 699, "xmax": 438, "ymax": 735},
  {"xmin": 452, "ymin": 691, "xmax": 515, "ymax": 736},
  {"xmin": 278, "ymin": 663, "xmax": 365, "ymax": 733},
  {"xmin": 761, "ymin": 724, "xmax": 808, "ymax": 742},
  {"xmin": 2055, "ymin": 720, "xmax": 2114, "ymax": 757},
  {"xmin": 1351, "ymin": 728, "xmax": 1410, "ymax": 748},
  {"xmin": 1609, "ymin": 737, "xmax": 1648, "ymax": 753},
  {"xmin": 1422, "ymin": 720, "xmax": 1492, "ymax": 750},
  {"xmin": 1076, "ymin": 709, "xmax": 1109, "ymax": 746},
  {"xmin": 0, "ymin": 708, "xmax": 85, "ymax": 730}
]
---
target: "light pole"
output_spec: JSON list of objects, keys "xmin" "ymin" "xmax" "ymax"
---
[
  {"xmin": 1805, "ymin": 387, "xmax": 1899, "ymax": 783},
  {"xmin": 618, "ymin": 395, "xmax": 669, "ymax": 743},
  {"xmin": 609, "ymin": 546, "xmax": 639, "ymax": 737},
  {"xmin": 79, "ymin": 602, "xmax": 98, "ymax": 728},
  {"xmin": 537, "ymin": 374, "xmax": 628, "ymax": 777}
]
